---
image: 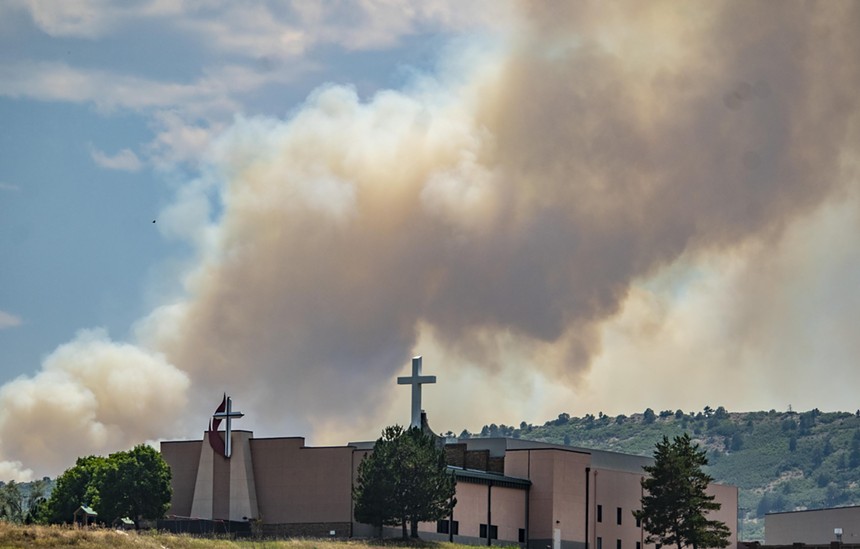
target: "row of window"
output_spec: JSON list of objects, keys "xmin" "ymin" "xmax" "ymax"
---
[
  {"xmin": 596, "ymin": 505, "xmax": 642, "ymax": 527},
  {"xmin": 596, "ymin": 538, "xmax": 642, "ymax": 549},
  {"xmin": 435, "ymin": 521, "xmax": 526, "ymax": 543},
  {"xmin": 435, "ymin": 504, "xmax": 643, "ymax": 542}
]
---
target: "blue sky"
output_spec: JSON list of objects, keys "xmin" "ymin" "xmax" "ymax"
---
[
  {"xmin": 1, "ymin": 1, "xmax": 860, "ymax": 480},
  {"xmin": 0, "ymin": 3, "xmax": 452, "ymax": 381}
]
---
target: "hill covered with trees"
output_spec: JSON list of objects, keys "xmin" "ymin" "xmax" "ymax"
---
[{"xmin": 459, "ymin": 407, "xmax": 860, "ymax": 541}]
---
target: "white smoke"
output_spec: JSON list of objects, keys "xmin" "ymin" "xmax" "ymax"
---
[
  {"xmin": 2, "ymin": 1, "xmax": 860, "ymax": 477},
  {"xmin": 0, "ymin": 329, "xmax": 189, "ymax": 476}
]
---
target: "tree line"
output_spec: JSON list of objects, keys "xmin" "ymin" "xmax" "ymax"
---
[{"xmin": 29, "ymin": 444, "xmax": 171, "ymax": 529}]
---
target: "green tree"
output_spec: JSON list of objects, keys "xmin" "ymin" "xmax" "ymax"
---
[
  {"xmin": 40, "ymin": 445, "xmax": 171, "ymax": 528},
  {"xmin": 634, "ymin": 434, "xmax": 731, "ymax": 549},
  {"xmin": 22, "ymin": 478, "xmax": 49, "ymax": 524},
  {"xmin": 644, "ymin": 408, "xmax": 657, "ymax": 424},
  {"xmin": 353, "ymin": 425, "xmax": 456, "ymax": 539},
  {"xmin": 94, "ymin": 445, "xmax": 172, "ymax": 529},
  {"xmin": 354, "ymin": 426, "xmax": 402, "ymax": 535},
  {"xmin": 41, "ymin": 455, "xmax": 107, "ymax": 524},
  {"xmin": 0, "ymin": 481, "xmax": 23, "ymax": 523}
]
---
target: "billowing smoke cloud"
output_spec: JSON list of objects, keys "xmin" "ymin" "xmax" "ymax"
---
[
  {"xmin": 3, "ymin": 1, "xmax": 860, "ymax": 475},
  {"xmin": 0, "ymin": 329, "xmax": 189, "ymax": 477},
  {"xmin": 147, "ymin": 2, "xmax": 859, "ymax": 436}
]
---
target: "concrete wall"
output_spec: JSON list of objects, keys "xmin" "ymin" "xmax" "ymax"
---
[
  {"xmin": 707, "ymin": 483, "xmax": 738, "ymax": 548},
  {"xmin": 435, "ymin": 482, "xmax": 525, "ymax": 542},
  {"xmin": 506, "ymin": 448, "xmax": 591, "ymax": 549},
  {"xmin": 590, "ymin": 469, "xmax": 737, "ymax": 549},
  {"xmin": 591, "ymin": 468, "xmax": 646, "ymax": 549},
  {"xmin": 414, "ymin": 481, "xmax": 526, "ymax": 545},
  {"xmin": 765, "ymin": 506, "xmax": 860, "ymax": 545},
  {"xmin": 250, "ymin": 437, "xmax": 354, "ymax": 528},
  {"xmin": 161, "ymin": 439, "xmax": 202, "ymax": 517}
]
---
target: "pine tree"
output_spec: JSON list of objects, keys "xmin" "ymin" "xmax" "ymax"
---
[
  {"xmin": 353, "ymin": 425, "xmax": 456, "ymax": 539},
  {"xmin": 634, "ymin": 434, "xmax": 731, "ymax": 549},
  {"xmin": 353, "ymin": 426, "xmax": 403, "ymax": 535}
]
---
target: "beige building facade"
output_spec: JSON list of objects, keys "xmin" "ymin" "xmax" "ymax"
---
[
  {"xmin": 161, "ymin": 430, "xmax": 738, "ymax": 547},
  {"xmin": 162, "ymin": 360, "xmax": 736, "ymax": 545}
]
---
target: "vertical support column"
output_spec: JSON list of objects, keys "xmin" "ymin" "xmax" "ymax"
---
[
  {"xmin": 487, "ymin": 483, "xmax": 493, "ymax": 546},
  {"xmin": 191, "ymin": 433, "xmax": 215, "ymax": 519}
]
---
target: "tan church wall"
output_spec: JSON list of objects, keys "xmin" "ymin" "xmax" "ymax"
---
[
  {"xmin": 507, "ymin": 448, "xmax": 591, "ymax": 547},
  {"xmin": 591, "ymin": 468, "xmax": 646, "ymax": 549},
  {"xmin": 706, "ymin": 482, "xmax": 738, "ymax": 547},
  {"xmin": 590, "ymin": 468, "xmax": 737, "ymax": 549},
  {"xmin": 161, "ymin": 440, "xmax": 202, "ymax": 517},
  {"xmin": 250, "ymin": 438, "xmax": 354, "ymax": 527},
  {"xmin": 422, "ymin": 481, "xmax": 525, "ymax": 543},
  {"xmin": 450, "ymin": 482, "xmax": 488, "ymax": 539},
  {"xmin": 491, "ymin": 484, "xmax": 528, "ymax": 542}
]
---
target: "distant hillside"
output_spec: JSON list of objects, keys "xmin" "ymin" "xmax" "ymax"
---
[{"xmin": 460, "ymin": 407, "xmax": 860, "ymax": 541}]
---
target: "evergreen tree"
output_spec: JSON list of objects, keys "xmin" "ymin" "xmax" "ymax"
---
[
  {"xmin": 353, "ymin": 425, "xmax": 456, "ymax": 539},
  {"xmin": 643, "ymin": 408, "xmax": 657, "ymax": 424},
  {"xmin": 634, "ymin": 434, "xmax": 731, "ymax": 549},
  {"xmin": 353, "ymin": 426, "xmax": 403, "ymax": 535}
]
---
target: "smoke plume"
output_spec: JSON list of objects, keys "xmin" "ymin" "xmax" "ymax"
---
[
  {"xmin": 2, "ymin": 1, "xmax": 860, "ymax": 475},
  {"xmin": 0, "ymin": 329, "xmax": 189, "ymax": 477}
]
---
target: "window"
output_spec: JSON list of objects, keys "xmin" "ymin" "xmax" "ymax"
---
[
  {"xmin": 480, "ymin": 524, "xmax": 498, "ymax": 540},
  {"xmin": 519, "ymin": 528, "xmax": 526, "ymax": 543},
  {"xmin": 617, "ymin": 507, "xmax": 622, "ymax": 525},
  {"xmin": 597, "ymin": 504, "xmax": 603, "ymax": 522},
  {"xmin": 636, "ymin": 542, "xmax": 642, "ymax": 549},
  {"xmin": 597, "ymin": 537, "xmax": 603, "ymax": 549},
  {"xmin": 439, "ymin": 520, "xmax": 459, "ymax": 535},
  {"xmin": 636, "ymin": 516, "xmax": 641, "ymax": 528},
  {"xmin": 616, "ymin": 540, "xmax": 621, "ymax": 549}
]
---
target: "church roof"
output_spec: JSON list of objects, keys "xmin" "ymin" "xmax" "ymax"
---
[{"xmin": 448, "ymin": 466, "xmax": 531, "ymax": 489}]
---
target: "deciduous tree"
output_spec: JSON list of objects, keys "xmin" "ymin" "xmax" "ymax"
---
[
  {"xmin": 41, "ymin": 455, "xmax": 107, "ymax": 524},
  {"xmin": 95, "ymin": 445, "xmax": 172, "ymax": 529},
  {"xmin": 0, "ymin": 480, "xmax": 23, "ymax": 523},
  {"xmin": 39, "ymin": 445, "xmax": 171, "ymax": 528}
]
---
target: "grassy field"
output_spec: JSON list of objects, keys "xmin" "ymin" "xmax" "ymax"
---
[{"xmin": 0, "ymin": 523, "xmax": 466, "ymax": 549}]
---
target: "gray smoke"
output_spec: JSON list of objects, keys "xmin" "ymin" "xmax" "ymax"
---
[{"xmin": 2, "ymin": 1, "xmax": 859, "ymax": 476}]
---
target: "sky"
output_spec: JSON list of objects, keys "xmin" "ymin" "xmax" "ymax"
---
[{"xmin": 1, "ymin": 0, "xmax": 859, "ymax": 481}]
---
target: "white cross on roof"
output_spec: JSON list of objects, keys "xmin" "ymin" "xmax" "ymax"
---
[
  {"xmin": 397, "ymin": 356, "xmax": 436, "ymax": 428},
  {"xmin": 212, "ymin": 395, "xmax": 244, "ymax": 458}
]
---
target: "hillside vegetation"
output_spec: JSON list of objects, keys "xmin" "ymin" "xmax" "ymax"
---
[{"xmin": 463, "ymin": 407, "xmax": 860, "ymax": 541}]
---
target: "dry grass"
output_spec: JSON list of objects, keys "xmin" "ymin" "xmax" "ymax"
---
[{"xmin": 0, "ymin": 522, "xmax": 468, "ymax": 549}]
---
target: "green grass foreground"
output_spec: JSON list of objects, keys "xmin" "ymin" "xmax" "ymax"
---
[{"xmin": 0, "ymin": 522, "xmax": 469, "ymax": 549}]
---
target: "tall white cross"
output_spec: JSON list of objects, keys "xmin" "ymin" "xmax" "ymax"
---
[
  {"xmin": 397, "ymin": 356, "xmax": 436, "ymax": 428},
  {"xmin": 213, "ymin": 395, "xmax": 244, "ymax": 458}
]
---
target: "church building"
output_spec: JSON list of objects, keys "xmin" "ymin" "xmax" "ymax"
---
[{"xmin": 160, "ymin": 357, "xmax": 738, "ymax": 548}]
